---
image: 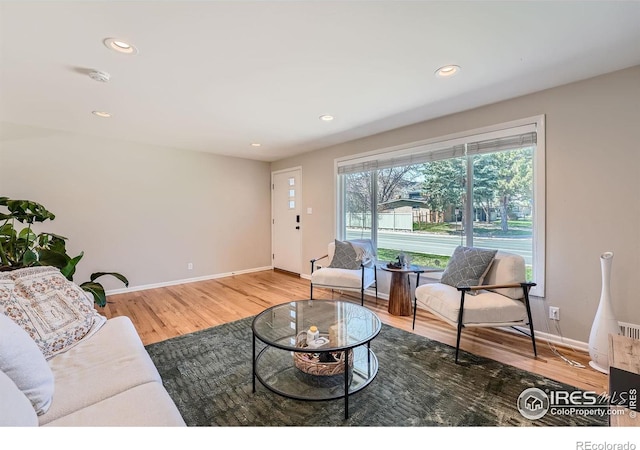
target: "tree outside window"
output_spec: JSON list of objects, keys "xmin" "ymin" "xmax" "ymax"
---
[{"xmin": 342, "ymin": 147, "xmax": 536, "ymax": 280}]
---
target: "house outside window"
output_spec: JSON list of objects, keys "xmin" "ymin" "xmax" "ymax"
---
[{"xmin": 336, "ymin": 116, "xmax": 545, "ymax": 297}]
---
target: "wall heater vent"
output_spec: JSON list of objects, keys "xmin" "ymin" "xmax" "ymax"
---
[{"xmin": 619, "ymin": 321, "xmax": 640, "ymax": 340}]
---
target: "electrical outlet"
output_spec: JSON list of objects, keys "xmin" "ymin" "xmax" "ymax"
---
[
  {"xmin": 187, "ymin": 262, "xmax": 193, "ymax": 270},
  {"xmin": 549, "ymin": 306, "xmax": 560, "ymax": 321}
]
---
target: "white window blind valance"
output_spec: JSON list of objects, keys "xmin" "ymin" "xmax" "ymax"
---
[
  {"xmin": 466, "ymin": 132, "xmax": 537, "ymax": 156},
  {"xmin": 337, "ymin": 145, "xmax": 467, "ymax": 174},
  {"xmin": 337, "ymin": 127, "xmax": 537, "ymax": 175}
]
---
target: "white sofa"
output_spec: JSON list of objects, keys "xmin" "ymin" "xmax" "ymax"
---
[
  {"xmin": 0, "ymin": 267, "xmax": 185, "ymax": 427},
  {"xmin": 1, "ymin": 314, "xmax": 185, "ymax": 427},
  {"xmin": 44, "ymin": 315, "xmax": 185, "ymax": 426}
]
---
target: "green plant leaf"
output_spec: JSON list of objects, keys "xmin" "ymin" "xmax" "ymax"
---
[
  {"xmin": 21, "ymin": 249, "xmax": 38, "ymax": 266},
  {"xmin": 37, "ymin": 233, "xmax": 49, "ymax": 247},
  {"xmin": 5, "ymin": 199, "xmax": 55, "ymax": 223},
  {"xmin": 45, "ymin": 235, "xmax": 68, "ymax": 253},
  {"xmin": 80, "ymin": 281, "xmax": 106, "ymax": 307},
  {"xmin": 60, "ymin": 252, "xmax": 84, "ymax": 281},
  {"xmin": 89, "ymin": 272, "xmax": 129, "ymax": 287},
  {"xmin": 36, "ymin": 248, "xmax": 70, "ymax": 269},
  {"xmin": 18, "ymin": 227, "xmax": 36, "ymax": 240},
  {"xmin": 0, "ymin": 222, "xmax": 15, "ymax": 234}
]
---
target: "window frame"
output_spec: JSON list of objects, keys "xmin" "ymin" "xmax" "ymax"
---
[{"xmin": 335, "ymin": 115, "xmax": 546, "ymax": 297}]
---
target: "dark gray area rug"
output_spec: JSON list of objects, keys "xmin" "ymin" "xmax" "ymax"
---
[{"xmin": 145, "ymin": 316, "xmax": 607, "ymax": 427}]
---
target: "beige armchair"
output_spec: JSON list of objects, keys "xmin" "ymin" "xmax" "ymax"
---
[
  {"xmin": 413, "ymin": 250, "xmax": 536, "ymax": 363},
  {"xmin": 310, "ymin": 239, "xmax": 378, "ymax": 306}
]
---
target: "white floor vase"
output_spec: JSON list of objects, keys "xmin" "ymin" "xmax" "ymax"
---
[{"xmin": 588, "ymin": 251, "xmax": 620, "ymax": 374}]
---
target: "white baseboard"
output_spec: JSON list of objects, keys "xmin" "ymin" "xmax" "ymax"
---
[
  {"xmin": 505, "ymin": 326, "xmax": 589, "ymax": 352},
  {"xmin": 106, "ymin": 266, "xmax": 274, "ymax": 296}
]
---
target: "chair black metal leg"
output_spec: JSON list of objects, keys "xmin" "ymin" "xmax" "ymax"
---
[
  {"xmin": 522, "ymin": 284, "xmax": 537, "ymax": 357},
  {"xmin": 455, "ymin": 322, "xmax": 463, "ymax": 364},
  {"xmin": 455, "ymin": 290, "xmax": 467, "ymax": 364},
  {"xmin": 374, "ymin": 267, "xmax": 378, "ymax": 300},
  {"xmin": 360, "ymin": 265, "xmax": 365, "ymax": 306},
  {"xmin": 529, "ymin": 323, "xmax": 537, "ymax": 357},
  {"xmin": 412, "ymin": 272, "xmax": 420, "ymax": 330},
  {"xmin": 412, "ymin": 298, "xmax": 417, "ymax": 330},
  {"xmin": 310, "ymin": 283, "xmax": 314, "ymax": 300}
]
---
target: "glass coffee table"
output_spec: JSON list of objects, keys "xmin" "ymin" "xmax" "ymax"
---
[{"xmin": 252, "ymin": 299, "xmax": 381, "ymax": 419}]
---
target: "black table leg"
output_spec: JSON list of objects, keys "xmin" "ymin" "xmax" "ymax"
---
[{"xmin": 344, "ymin": 349, "xmax": 349, "ymax": 419}]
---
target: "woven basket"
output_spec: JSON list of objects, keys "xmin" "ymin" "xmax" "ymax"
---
[{"xmin": 293, "ymin": 332, "xmax": 354, "ymax": 376}]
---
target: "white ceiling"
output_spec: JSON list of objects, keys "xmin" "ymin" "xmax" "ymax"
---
[{"xmin": 1, "ymin": 1, "xmax": 640, "ymax": 162}]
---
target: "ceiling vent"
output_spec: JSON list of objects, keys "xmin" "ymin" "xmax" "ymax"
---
[{"xmin": 88, "ymin": 70, "xmax": 110, "ymax": 83}]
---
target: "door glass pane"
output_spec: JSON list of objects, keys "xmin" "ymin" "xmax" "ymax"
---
[
  {"xmin": 289, "ymin": 200, "xmax": 295, "ymax": 209},
  {"xmin": 289, "ymin": 189, "xmax": 295, "ymax": 197},
  {"xmin": 472, "ymin": 147, "xmax": 534, "ymax": 280},
  {"xmin": 288, "ymin": 178, "xmax": 295, "ymax": 186},
  {"xmin": 344, "ymin": 172, "xmax": 372, "ymax": 241}
]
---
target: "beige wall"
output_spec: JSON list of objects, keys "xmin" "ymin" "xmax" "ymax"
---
[
  {"xmin": 0, "ymin": 123, "xmax": 272, "ymax": 290},
  {"xmin": 271, "ymin": 65, "xmax": 640, "ymax": 343}
]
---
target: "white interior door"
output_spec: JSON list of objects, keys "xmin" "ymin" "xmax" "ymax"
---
[{"xmin": 272, "ymin": 168, "xmax": 302, "ymax": 274}]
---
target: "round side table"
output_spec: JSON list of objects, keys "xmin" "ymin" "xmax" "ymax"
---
[{"xmin": 380, "ymin": 265, "xmax": 443, "ymax": 316}]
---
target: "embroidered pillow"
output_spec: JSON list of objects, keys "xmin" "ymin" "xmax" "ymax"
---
[
  {"xmin": 441, "ymin": 246, "xmax": 498, "ymax": 294},
  {"xmin": 0, "ymin": 266, "xmax": 106, "ymax": 359},
  {"xmin": 328, "ymin": 240, "xmax": 361, "ymax": 270}
]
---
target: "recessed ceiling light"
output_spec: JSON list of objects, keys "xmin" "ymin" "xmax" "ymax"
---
[
  {"xmin": 251, "ymin": 143, "xmax": 261, "ymax": 147},
  {"xmin": 319, "ymin": 115, "xmax": 334, "ymax": 121},
  {"xmin": 435, "ymin": 65, "xmax": 460, "ymax": 78},
  {"xmin": 103, "ymin": 38, "xmax": 138, "ymax": 55},
  {"xmin": 92, "ymin": 111, "xmax": 112, "ymax": 118}
]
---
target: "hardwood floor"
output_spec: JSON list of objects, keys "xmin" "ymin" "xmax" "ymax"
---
[{"xmin": 100, "ymin": 269, "xmax": 608, "ymax": 393}]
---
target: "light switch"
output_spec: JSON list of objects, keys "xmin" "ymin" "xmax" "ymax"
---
[{"xmin": 307, "ymin": 207, "xmax": 313, "ymax": 214}]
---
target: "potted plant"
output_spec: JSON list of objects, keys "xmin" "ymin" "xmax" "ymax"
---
[{"xmin": 0, "ymin": 196, "xmax": 128, "ymax": 306}]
